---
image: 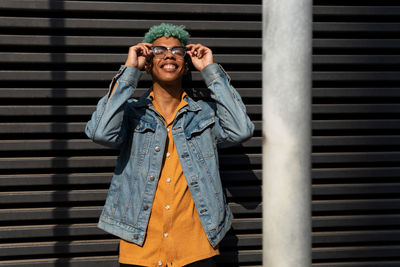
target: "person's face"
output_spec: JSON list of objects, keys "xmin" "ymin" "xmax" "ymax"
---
[{"xmin": 147, "ymin": 36, "xmax": 187, "ymax": 86}]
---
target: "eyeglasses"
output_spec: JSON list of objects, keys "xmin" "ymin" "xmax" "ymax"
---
[{"xmin": 152, "ymin": 46, "xmax": 187, "ymax": 58}]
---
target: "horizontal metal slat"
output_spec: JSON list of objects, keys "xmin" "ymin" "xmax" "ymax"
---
[
  {"xmin": 314, "ymin": 104, "xmax": 400, "ymax": 114},
  {"xmin": 313, "ymin": 230, "xmax": 400, "ymax": 244},
  {"xmin": 0, "ymin": 104, "xmax": 261, "ymax": 116},
  {"xmin": 0, "ymin": 52, "xmax": 261, "ymax": 65},
  {"xmin": 313, "ymin": 199, "xmax": 400, "ymax": 212},
  {"xmin": 0, "ymin": 207, "xmax": 102, "ymax": 221},
  {"xmin": 0, "ymin": 122, "xmax": 86, "ymax": 134},
  {"xmin": 0, "ymin": 35, "xmax": 262, "ymax": 48},
  {"xmin": 0, "ymin": 17, "xmax": 261, "ymax": 31},
  {"xmin": 313, "ymin": 136, "xmax": 400, "ymax": 146},
  {"xmin": 313, "ymin": 245, "xmax": 400, "ymax": 260},
  {"xmin": 0, "ymin": 0, "xmax": 261, "ymax": 15},
  {"xmin": 313, "ymin": 120, "xmax": 400, "ymax": 130},
  {"xmin": 313, "ymin": 184, "xmax": 400, "ymax": 195},
  {"xmin": 0, "ymin": 173, "xmax": 112, "ymax": 186},
  {"xmin": 313, "ymin": 214, "xmax": 400, "ymax": 228},
  {"xmin": 313, "ymin": 167, "xmax": 400, "ymax": 179},
  {"xmin": 312, "ymin": 261, "xmax": 400, "ymax": 267},
  {"xmin": 0, "ymin": 190, "xmax": 108, "ymax": 204},
  {"xmin": 0, "ymin": 256, "xmax": 118, "ymax": 267},
  {"xmin": 314, "ymin": 39, "xmax": 400, "ymax": 49},
  {"xmin": 0, "ymin": 88, "xmax": 261, "ymax": 98},
  {"xmin": 314, "ymin": 72, "xmax": 400, "ymax": 81},
  {"xmin": 0, "ymin": 71, "xmax": 261, "ymax": 81},
  {"xmin": 314, "ymin": 6, "xmax": 400, "ymax": 16},
  {"xmin": 314, "ymin": 55, "xmax": 400, "ymax": 65},
  {"xmin": 314, "ymin": 22, "xmax": 400, "ymax": 32},
  {"xmin": 313, "ymin": 88, "xmax": 400, "ymax": 98},
  {"xmin": 313, "ymin": 151, "xmax": 400, "ymax": 163}
]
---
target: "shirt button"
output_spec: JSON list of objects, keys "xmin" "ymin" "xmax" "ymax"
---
[
  {"xmin": 164, "ymin": 232, "xmax": 168, "ymax": 237},
  {"xmin": 133, "ymin": 234, "xmax": 138, "ymax": 239},
  {"xmin": 166, "ymin": 178, "xmax": 171, "ymax": 183},
  {"xmin": 143, "ymin": 205, "xmax": 149, "ymax": 210},
  {"xmin": 154, "ymin": 146, "xmax": 160, "ymax": 152},
  {"xmin": 165, "ymin": 205, "xmax": 170, "ymax": 210},
  {"xmin": 158, "ymin": 261, "xmax": 163, "ymax": 266},
  {"xmin": 166, "ymin": 152, "xmax": 171, "ymax": 158},
  {"xmin": 149, "ymin": 175, "xmax": 155, "ymax": 181}
]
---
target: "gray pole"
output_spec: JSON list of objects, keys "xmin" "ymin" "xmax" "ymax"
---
[{"xmin": 262, "ymin": 0, "xmax": 312, "ymax": 266}]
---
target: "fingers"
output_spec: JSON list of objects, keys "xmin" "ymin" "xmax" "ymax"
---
[
  {"xmin": 186, "ymin": 44, "xmax": 211, "ymax": 59},
  {"xmin": 125, "ymin": 43, "xmax": 153, "ymax": 69},
  {"xmin": 130, "ymin": 43, "xmax": 153, "ymax": 58}
]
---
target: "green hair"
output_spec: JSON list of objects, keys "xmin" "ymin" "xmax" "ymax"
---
[{"xmin": 143, "ymin": 23, "xmax": 190, "ymax": 45}]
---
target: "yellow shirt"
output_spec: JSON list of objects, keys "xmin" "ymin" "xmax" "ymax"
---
[{"xmin": 119, "ymin": 91, "xmax": 219, "ymax": 267}]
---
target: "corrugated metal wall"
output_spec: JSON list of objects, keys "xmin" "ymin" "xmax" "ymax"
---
[
  {"xmin": 0, "ymin": 0, "xmax": 399, "ymax": 267},
  {"xmin": 0, "ymin": 1, "xmax": 262, "ymax": 266},
  {"xmin": 312, "ymin": 1, "xmax": 400, "ymax": 266}
]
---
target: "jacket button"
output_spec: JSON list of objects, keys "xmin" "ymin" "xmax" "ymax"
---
[
  {"xmin": 133, "ymin": 234, "xmax": 138, "ymax": 239},
  {"xmin": 149, "ymin": 175, "xmax": 155, "ymax": 181},
  {"xmin": 143, "ymin": 205, "xmax": 149, "ymax": 210},
  {"xmin": 154, "ymin": 146, "xmax": 160, "ymax": 152}
]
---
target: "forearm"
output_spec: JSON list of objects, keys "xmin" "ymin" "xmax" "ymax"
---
[
  {"xmin": 86, "ymin": 65, "xmax": 142, "ymax": 148},
  {"xmin": 201, "ymin": 63, "xmax": 254, "ymax": 146}
]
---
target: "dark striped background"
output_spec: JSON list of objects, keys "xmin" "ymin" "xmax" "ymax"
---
[{"xmin": 0, "ymin": 0, "xmax": 399, "ymax": 266}]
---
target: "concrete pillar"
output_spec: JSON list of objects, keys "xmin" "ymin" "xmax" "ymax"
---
[{"xmin": 262, "ymin": 0, "xmax": 312, "ymax": 266}]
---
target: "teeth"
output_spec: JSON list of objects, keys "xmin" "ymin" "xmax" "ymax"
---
[{"xmin": 163, "ymin": 64, "xmax": 176, "ymax": 69}]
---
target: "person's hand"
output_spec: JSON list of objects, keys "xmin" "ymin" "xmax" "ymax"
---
[
  {"xmin": 124, "ymin": 43, "xmax": 152, "ymax": 70},
  {"xmin": 186, "ymin": 44, "xmax": 214, "ymax": 71}
]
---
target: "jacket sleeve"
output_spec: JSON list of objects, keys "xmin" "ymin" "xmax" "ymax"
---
[
  {"xmin": 85, "ymin": 65, "xmax": 142, "ymax": 149},
  {"xmin": 201, "ymin": 63, "xmax": 255, "ymax": 148}
]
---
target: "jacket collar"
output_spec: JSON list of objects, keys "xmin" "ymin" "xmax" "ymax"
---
[{"xmin": 131, "ymin": 88, "xmax": 202, "ymax": 112}]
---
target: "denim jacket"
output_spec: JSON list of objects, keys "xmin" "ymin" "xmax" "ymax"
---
[{"xmin": 85, "ymin": 63, "xmax": 254, "ymax": 247}]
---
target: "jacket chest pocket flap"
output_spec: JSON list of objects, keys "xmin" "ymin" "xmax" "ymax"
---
[
  {"xmin": 184, "ymin": 116, "xmax": 216, "ymax": 158},
  {"xmin": 131, "ymin": 119, "xmax": 156, "ymax": 156}
]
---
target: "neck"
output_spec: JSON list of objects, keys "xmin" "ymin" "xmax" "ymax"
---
[{"xmin": 152, "ymin": 81, "xmax": 183, "ymax": 122}]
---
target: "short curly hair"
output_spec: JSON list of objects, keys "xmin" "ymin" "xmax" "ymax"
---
[{"xmin": 142, "ymin": 23, "xmax": 190, "ymax": 45}]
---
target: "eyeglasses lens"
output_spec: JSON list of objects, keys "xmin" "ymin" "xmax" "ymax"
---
[{"xmin": 152, "ymin": 46, "xmax": 186, "ymax": 57}]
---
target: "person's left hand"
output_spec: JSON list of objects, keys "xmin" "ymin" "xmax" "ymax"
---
[{"xmin": 186, "ymin": 44, "xmax": 214, "ymax": 71}]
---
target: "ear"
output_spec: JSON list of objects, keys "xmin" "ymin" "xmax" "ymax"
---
[
  {"xmin": 184, "ymin": 61, "xmax": 189, "ymax": 74},
  {"xmin": 145, "ymin": 61, "xmax": 153, "ymax": 74}
]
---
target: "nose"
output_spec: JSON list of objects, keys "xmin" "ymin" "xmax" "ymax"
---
[{"xmin": 164, "ymin": 48, "xmax": 175, "ymax": 58}]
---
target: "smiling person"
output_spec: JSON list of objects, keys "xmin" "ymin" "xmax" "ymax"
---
[{"xmin": 85, "ymin": 23, "xmax": 254, "ymax": 267}]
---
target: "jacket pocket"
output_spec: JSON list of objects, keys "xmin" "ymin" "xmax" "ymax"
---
[
  {"xmin": 131, "ymin": 119, "xmax": 156, "ymax": 157},
  {"xmin": 184, "ymin": 116, "xmax": 216, "ymax": 159}
]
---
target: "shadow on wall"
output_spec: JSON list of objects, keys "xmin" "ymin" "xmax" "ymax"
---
[
  {"xmin": 218, "ymin": 144, "xmax": 261, "ymax": 267},
  {"xmin": 49, "ymin": 0, "xmax": 71, "ymax": 266}
]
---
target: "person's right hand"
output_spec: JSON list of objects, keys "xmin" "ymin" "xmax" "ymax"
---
[{"xmin": 124, "ymin": 43, "xmax": 152, "ymax": 70}]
